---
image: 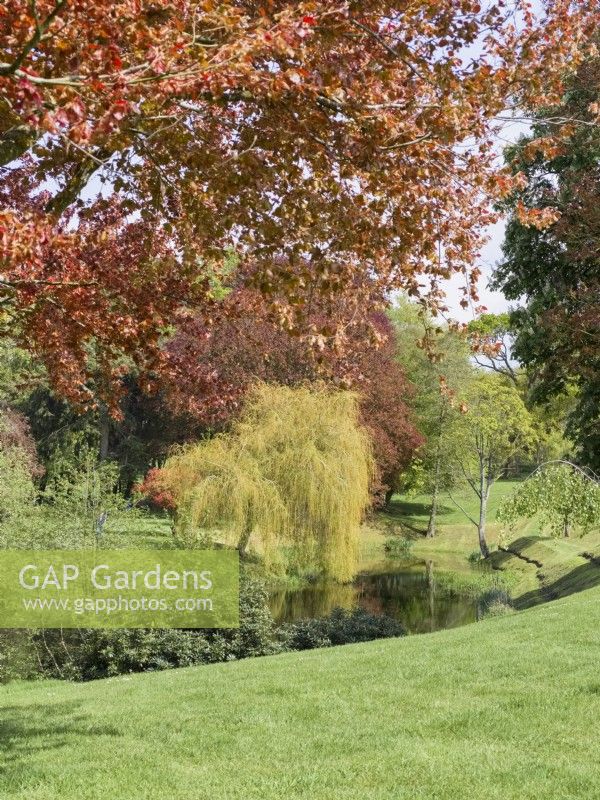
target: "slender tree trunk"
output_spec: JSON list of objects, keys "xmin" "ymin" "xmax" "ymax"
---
[
  {"xmin": 99, "ymin": 404, "xmax": 110, "ymax": 462},
  {"xmin": 426, "ymin": 451, "xmax": 442, "ymax": 538},
  {"xmin": 238, "ymin": 518, "xmax": 253, "ymax": 558},
  {"xmin": 477, "ymin": 462, "xmax": 490, "ymax": 559},
  {"xmin": 563, "ymin": 517, "xmax": 571, "ymax": 538}
]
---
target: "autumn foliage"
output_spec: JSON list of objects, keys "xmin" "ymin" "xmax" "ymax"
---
[
  {"xmin": 1, "ymin": 1, "xmax": 594, "ymax": 409},
  {"xmin": 163, "ymin": 291, "xmax": 423, "ymax": 502}
]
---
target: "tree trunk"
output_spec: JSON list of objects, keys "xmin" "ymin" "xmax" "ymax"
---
[
  {"xmin": 478, "ymin": 467, "xmax": 490, "ymax": 559},
  {"xmin": 563, "ymin": 518, "xmax": 571, "ymax": 538},
  {"xmin": 99, "ymin": 405, "xmax": 110, "ymax": 462},
  {"xmin": 478, "ymin": 522, "xmax": 490, "ymax": 559},
  {"xmin": 384, "ymin": 487, "xmax": 394, "ymax": 507},
  {"xmin": 426, "ymin": 452, "xmax": 442, "ymax": 538},
  {"xmin": 238, "ymin": 518, "xmax": 253, "ymax": 558}
]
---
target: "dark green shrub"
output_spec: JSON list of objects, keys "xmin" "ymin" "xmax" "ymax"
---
[
  {"xmin": 7, "ymin": 584, "xmax": 405, "ymax": 682},
  {"xmin": 0, "ymin": 630, "xmax": 38, "ymax": 683},
  {"xmin": 281, "ymin": 607, "xmax": 405, "ymax": 651},
  {"xmin": 34, "ymin": 575, "xmax": 283, "ymax": 681}
]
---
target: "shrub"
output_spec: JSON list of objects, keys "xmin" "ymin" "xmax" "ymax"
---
[
  {"xmin": 34, "ymin": 575, "xmax": 282, "ymax": 681},
  {"xmin": 0, "ymin": 630, "xmax": 38, "ymax": 684},
  {"xmin": 0, "ymin": 446, "xmax": 39, "ymax": 547},
  {"xmin": 133, "ymin": 467, "xmax": 176, "ymax": 513},
  {"xmin": 0, "ymin": 407, "xmax": 43, "ymax": 479},
  {"xmin": 477, "ymin": 588, "xmax": 514, "ymax": 619},
  {"xmin": 23, "ymin": 584, "xmax": 406, "ymax": 682},
  {"xmin": 384, "ymin": 536, "xmax": 414, "ymax": 558},
  {"xmin": 281, "ymin": 607, "xmax": 405, "ymax": 651}
]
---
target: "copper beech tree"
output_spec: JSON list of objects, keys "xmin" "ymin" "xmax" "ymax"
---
[
  {"xmin": 164, "ymin": 291, "xmax": 424, "ymax": 502},
  {"xmin": 0, "ymin": 1, "xmax": 594, "ymax": 410}
]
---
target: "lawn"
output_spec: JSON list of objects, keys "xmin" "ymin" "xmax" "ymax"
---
[
  {"xmin": 2, "ymin": 585, "xmax": 600, "ymax": 799},
  {"xmin": 368, "ymin": 479, "xmax": 533, "ymax": 574}
]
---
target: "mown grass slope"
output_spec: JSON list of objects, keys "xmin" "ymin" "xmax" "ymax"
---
[{"xmin": 2, "ymin": 586, "xmax": 600, "ymax": 799}]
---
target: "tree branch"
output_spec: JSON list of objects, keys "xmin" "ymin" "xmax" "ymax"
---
[
  {"xmin": 350, "ymin": 19, "xmax": 428, "ymax": 83},
  {"xmin": 447, "ymin": 490, "xmax": 478, "ymax": 528},
  {"xmin": 0, "ymin": 0, "xmax": 68, "ymax": 76}
]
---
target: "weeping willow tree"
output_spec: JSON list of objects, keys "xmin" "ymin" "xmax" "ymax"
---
[{"xmin": 160, "ymin": 384, "xmax": 374, "ymax": 581}]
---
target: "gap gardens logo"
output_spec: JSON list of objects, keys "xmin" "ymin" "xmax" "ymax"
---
[{"xmin": 0, "ymin": 550, "xmax": 239, "ymax": 629}]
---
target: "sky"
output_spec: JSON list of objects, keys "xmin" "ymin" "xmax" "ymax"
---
[
  {"xmin": 443, "ymin": 220, "xmax": 510, "ymax": 322},
  {"xmin": 441, "ymin": 86, "xmax": 537, "ymax": 320}
]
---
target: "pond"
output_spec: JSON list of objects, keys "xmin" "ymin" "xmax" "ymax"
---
[{"xmin": 269, "ymin": 559, "xmax": 479, "ymax": 634}]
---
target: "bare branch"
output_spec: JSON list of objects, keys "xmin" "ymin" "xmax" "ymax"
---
[{"xmin": 447, "ymin": 491, "xmax": 478, "ymax": 528}]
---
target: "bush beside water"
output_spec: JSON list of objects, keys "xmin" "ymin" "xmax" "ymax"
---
[
  {"xmin": 384, "ymin": 536, "xmax": 414, "ymax": 558},
  {"xmin": 281, "ymin": 607, "xmax": 405, "ymax": 650},
  {"xmin": 2, "ymin": 576, "xmax": 406, "ymax": 683}
]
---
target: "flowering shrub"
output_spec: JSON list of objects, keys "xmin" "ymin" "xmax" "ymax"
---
[{"xmin": 134, "ymin": 467, "xmax": 176, "ymax": 513}]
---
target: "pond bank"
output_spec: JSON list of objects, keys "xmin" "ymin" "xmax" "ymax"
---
[{"xmin": 267, "ymin": 521, "xmax": 514, "ymax": 634}]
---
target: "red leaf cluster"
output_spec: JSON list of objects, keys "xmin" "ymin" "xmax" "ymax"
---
[
  {"xmin": 0, "ymin": 2, "xmax": 595, "ymax": 408},
  {"xmin": 163, "ymin": 290, "xmax": 423, "ymax": 502}
]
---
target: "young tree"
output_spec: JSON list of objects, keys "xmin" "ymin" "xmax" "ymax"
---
[
  {"xmin": 0, "ymin": 1, "xmax": 592, "ymax": 408},
  {"xmin": 498, "ymin": 462, "xmax": 600, "ymax": 539},
  {"xmin": 390, "ymin": 300, "xmax": 473, "ymax": 536},
  {"xmin": 451, "ymin": 374, "xmax": 534, "ymax": 557},
  {"xmin": 160, "ymin": 384, "xmax": 373, "ymax": 582}
]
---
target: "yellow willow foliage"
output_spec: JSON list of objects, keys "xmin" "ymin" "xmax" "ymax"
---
[{"xmin": 160, "ymin": 384, "xmax": 374, "ymax": 582}]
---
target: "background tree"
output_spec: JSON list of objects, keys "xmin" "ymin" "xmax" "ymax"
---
[
  {"xmin": 498, "ymin": 462, "xmax": 600, "ymax": 539},
  {"xmin": 0, "ymin": 1, "xmax": 591, "ymax": 409},
  {"xmin": 160, "ymin": 384, "xmax": 373, "ymax": 582},
  {"xmin": 467, "ymin": 313, "xmax": 575, "ymax": 468},
  {"xmin": 164, "ymin": 293, "xmax": 422, "ymax": 504},
  {"xmin": 390, "ymin": 299, "xmax": 473, "ymax": 536},
  {"xmin": 467, "ymin": 313, "xmax": 518, "ymax": 385},
  {"xmin": 451, "ymin": 374, "xmax": 534, "ymax": 557},
  {"xmin": 495, "ymin": 49, "xmax": 600, "ymax": 470}
]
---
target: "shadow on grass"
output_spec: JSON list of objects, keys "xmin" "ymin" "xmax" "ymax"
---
[
  {"xmin": 380, "ymin": 499, "xmax": 456, "ymax": 537},
  {"xmin": 490, "ymin": 537, "xmax": 544, "ymax": 570},
  {"xmin": 515, "ymin": 558, "xmax": 600, "ymax": 610},
  {"xmin": 0, "ymin": 699, "xmax": 120, "ymax": 785}
]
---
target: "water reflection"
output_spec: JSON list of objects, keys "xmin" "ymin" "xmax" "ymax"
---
[{"xmin": 270, "ymin": 559, "xmax": 478, "ymax": 634}]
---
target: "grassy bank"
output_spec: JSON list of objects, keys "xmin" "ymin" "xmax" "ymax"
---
[
  {"xmin": 380, "ymin": 480, "xmax": 600, "ymax": 608},
  {"xmin": 2, "ymin": 585, "xmax": 600, "ymax": 799},
  {"xmin": 490, "ymin": 532, "xmax": 600, "ymax": 608},
  {"xmin": 380, "ymin": 480, "xmax": 529, "ymax": 560}
]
